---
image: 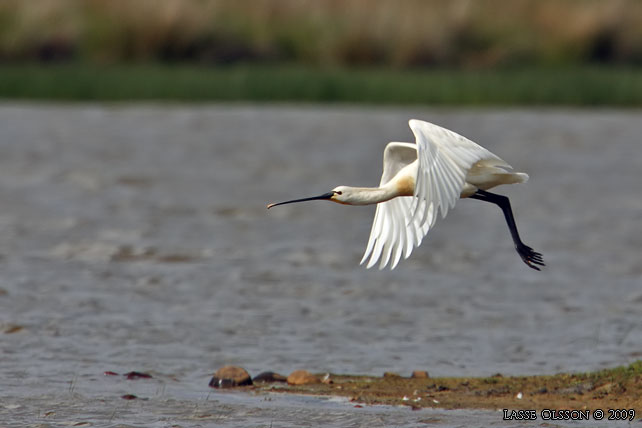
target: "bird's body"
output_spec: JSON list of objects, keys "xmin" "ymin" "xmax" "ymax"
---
[{"xmin": 268, "ymin": 119, "xmax": 544, "ymax": 271}]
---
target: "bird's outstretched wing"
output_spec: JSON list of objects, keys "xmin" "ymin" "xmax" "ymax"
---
[
  {"xmin": 409, "ymin": 119, "xmax": 504, "ymax": 227},
  {"xmin": 361, "ymin": 120, "xmax": 506, "ymax": 270},
  {"xmin": 361, "ymin": 142, "xmax": 431, "ymax": 269},
  {"xmin": 361, "ymin": 187, "xmax": 433, "ymax": 269}
]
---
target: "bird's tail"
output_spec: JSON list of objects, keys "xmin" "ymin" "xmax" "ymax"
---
[
  {"xmin": 509, "ymin": 172, "xmax": 529, "ymax": 184},
  {"xmin": 467, "ymin": 158, "xmax": 529, "ymax": 188}
]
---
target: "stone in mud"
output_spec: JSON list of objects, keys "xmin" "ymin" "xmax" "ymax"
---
[
  {"xmin": 209, "ymin": 365, "xmax": 253, "ymax": 388},
  {"xmin": 411, "ymin": 370, "xmax": 429, "ymax": 379},
  {"xmin": 252, "ymin": 371, "xmax": 287, "ymax": 383},
  {"xmin": 287, "ymin": 370, "xmax": 319, "ymax": 385},
  {"xmin": 383, "ymin": 372, "xmax": 402, "ymax": 379},
  {"xmin": 124, "ymin": 371, "xmax": 152, "ymax": 380}
]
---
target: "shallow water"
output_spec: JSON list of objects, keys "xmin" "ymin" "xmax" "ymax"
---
[{"xmin": 1, "ymin": 104, "xmax": 641, "ymax": 426}]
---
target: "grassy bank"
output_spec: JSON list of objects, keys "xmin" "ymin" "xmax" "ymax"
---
[
  {"xmin": 1, "ymin": 64, "xmax": 642, "ymax": 105},
  {"xmin": 256, "ymin": 361, "xmax": 642, "ymax": 412}
]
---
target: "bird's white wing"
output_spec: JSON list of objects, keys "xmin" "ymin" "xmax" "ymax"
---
[
  {"xmin": 377, "ymin": 141, "xmax": 417, "ymax": 184},
  {"xmin": 361, "ymin": 142, "xmax": 433, "ymax": 269},
  {"xmin": 409, "ymin": 119, "xmax": 505, "ymax": 228},
  {"xmin": 361, "ymin": 189, "xmax": 433, "ymax": 269}
]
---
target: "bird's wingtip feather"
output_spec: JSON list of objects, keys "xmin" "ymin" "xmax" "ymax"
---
[{"xmin": 408, "ymin": 119, "xmax": 422, "ymax": 130}]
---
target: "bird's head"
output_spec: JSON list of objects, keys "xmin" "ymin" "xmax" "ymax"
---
[{"xmin": 267, "ymin": 186, "xmax": 353, "ymax": 209}]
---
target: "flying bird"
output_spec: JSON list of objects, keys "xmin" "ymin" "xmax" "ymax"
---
[{"xmin": 267, "ymin": 119, "xmax": 544, "ymax": 271}]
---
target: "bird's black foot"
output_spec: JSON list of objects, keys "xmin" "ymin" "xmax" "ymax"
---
[{"xmin": 516, "ymin": 244, "xmax": 545, "ymax": 271}]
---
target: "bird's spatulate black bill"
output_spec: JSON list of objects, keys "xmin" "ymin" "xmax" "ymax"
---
[{"xmin": 267, "ymin": 192, "xmax": 334, "ymax": 209}]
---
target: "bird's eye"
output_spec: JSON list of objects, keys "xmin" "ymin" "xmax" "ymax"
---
[{"xmin": 335, "ymin": 191, "xmax": 343, "ymax": 195}]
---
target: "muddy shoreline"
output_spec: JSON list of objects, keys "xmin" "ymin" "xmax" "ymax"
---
[{"xmin": 247, "ymin": 362, "xmax": 642, "ymax": 413}]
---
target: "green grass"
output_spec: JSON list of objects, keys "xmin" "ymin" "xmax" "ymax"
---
[{"xmin": 1, "ymin": 63, "xmax": 642, "ymax": 105}]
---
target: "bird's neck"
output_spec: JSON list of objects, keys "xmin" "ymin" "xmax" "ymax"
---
[{"xmin": 341, "ymin": 185, "xmax": 400, "ymax": 205}]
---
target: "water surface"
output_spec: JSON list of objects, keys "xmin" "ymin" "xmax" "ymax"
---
[{"xmin": 1, "ymin": 104, "xmax": 641, "ymax": 426}]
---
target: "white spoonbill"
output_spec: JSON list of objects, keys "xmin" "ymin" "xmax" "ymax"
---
[{"xmin": 267, "ymin": 119, "xmax": 544, "ymax": 271}]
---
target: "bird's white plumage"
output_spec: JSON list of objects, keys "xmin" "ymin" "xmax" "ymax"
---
[
  {"xmin": 409, "ymin": 119, "xmax": 504, "ymax": 226},
  {"xmin": 361, "ymin": 119, "xmax": 507, "ymax": 270}
]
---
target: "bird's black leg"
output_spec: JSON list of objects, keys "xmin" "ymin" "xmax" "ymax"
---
[{"xmin": 469, "ymin": 189, "xmax": 545, "ymax": 271}]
